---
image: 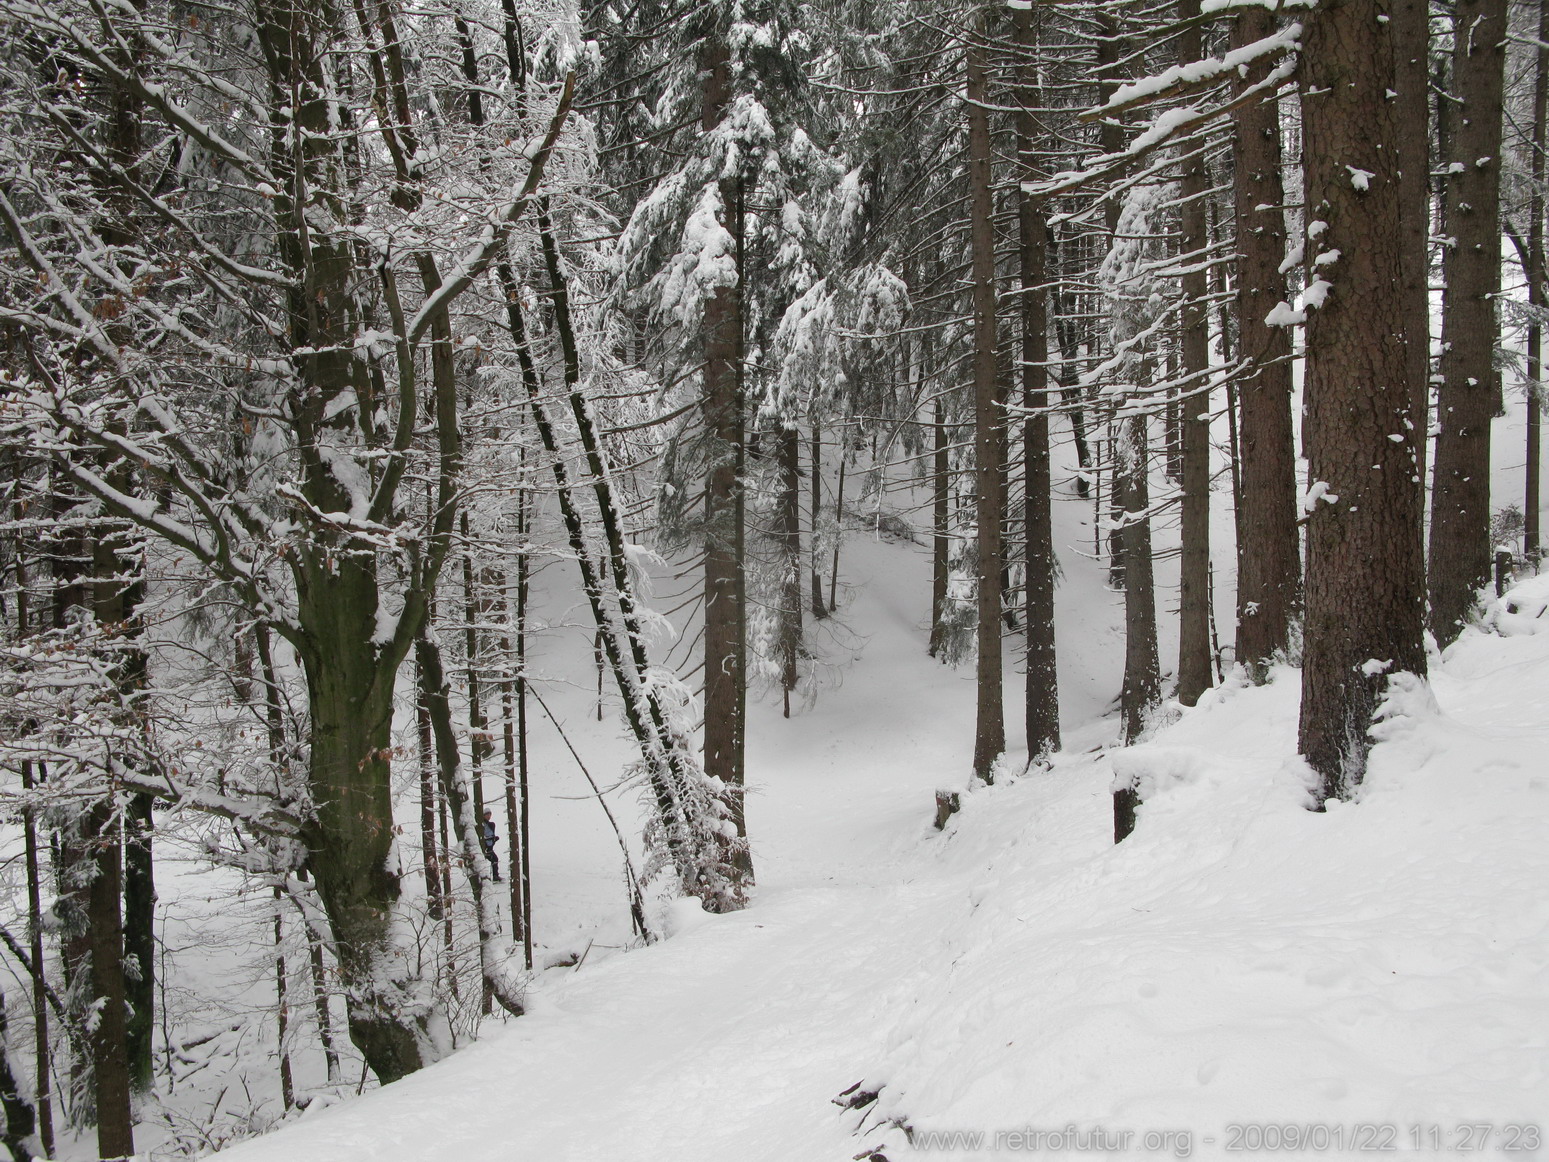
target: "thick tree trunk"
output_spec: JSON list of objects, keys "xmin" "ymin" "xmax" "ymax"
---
[
  {"xmin": 1175, "ymin": 0, "xmax": 1213, "ymax": 706},
  {"xmin": 85, "ymin": 800, "xmax": 133, "ymax": 1159},
  {"xmin": 1014, "ymin": 4, "xmax": 1059, "ymax": 761},
  {"xmin": 296, "ymin": 572, "xmax": 427, "ymax": 1083},
  {"xmin": 967, "ymin": 24, "xmax": 1005, "ymax": 781},
  {"xmin": 1428, "ymin": 0, "xmax": 1506, "ymax": 647},
  {"xmin": 1298, "ymin": 0, "xmax": 1429, "ymax": 800},
  {"xmin": 700, "ymin": 30, "xmax": 752, "ymax": 855},
  {"xmin": 1231, "ymin": 4, "xmax": 1302, "ymax": 679}
]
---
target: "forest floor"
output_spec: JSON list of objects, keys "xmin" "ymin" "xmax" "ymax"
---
[{"xmin": 202, "ymin": 513, "xmax": 1549, "ymax": 1162}]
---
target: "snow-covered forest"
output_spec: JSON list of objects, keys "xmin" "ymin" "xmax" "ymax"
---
[{"xmin": 0, "ymin": 0, "xmax": 1544, "ymax": 1157}]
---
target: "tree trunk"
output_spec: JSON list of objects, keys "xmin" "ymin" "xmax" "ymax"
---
[
  {"xmin": 122, "ymin": 792, "xmax": 154, "ymax": 1100},
  {"xmin": 774, "ymin": 423, "xmax": 803, "ymax": 717},
  {"xmin": 19, "ymin": 763, "xmax": 52, "ymax": 1158},
  {"xmin": 272, "ymin": 888, "xmax": 295, "ymax": 1113},
  {"xmin": 1230, "ymin": 3, "xmax": 1302, "ymax": 678},
  {"xmin": 1395, "ymin": 0, "xmax": 1432, "ymax": 481},
  {"xmin": 416, "ymin": 636, "xmax": 525, "ymax": 1016},
  {"xmin": 1118, "ymin": 413, "xmax": 1161, "ymax": 744},
  {"xmin": 702, "ymin": 29, "xmax": 750, "ymax": 840},
  {"xmin": 929, "ymin": 394, "xmax": 952, "ymax": 658},
  {"xmin": 296, "ymin": 578, "xmax": 427, "ymax": 1083},
  {"xmin": 85, "ymin": 800, "xmax": 133, "ymax": 1159},
  {"xmin": 1298, "ymin": 0, "xmax": 1429, "ymax": 800},
  {"xmin": 1014, "ymin": 4, "xmax": 1059, "ymax": 761},
  {"xmin": 1428, "ymin": 0, "xmax": 1506, "ymax": 647},
  {"xmin": 1175, "ymin": 0, "xmax": 1213, "ymax": 706},
  {"xmin": 811, "ymin": 423, "xmax": 828, "ymax": 619},
  {"xmin": 967, "ymin": 22, "xmax": 1005, "ymax": 781},
  {"xmin": 1529, "ymin": 0, "xmax": 1549, "ymax": 563}
]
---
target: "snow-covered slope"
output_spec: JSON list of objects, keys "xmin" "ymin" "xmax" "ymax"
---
[{"xmin": 210, "ymin": 514, "xmax": 1549, "ymax": 1162}]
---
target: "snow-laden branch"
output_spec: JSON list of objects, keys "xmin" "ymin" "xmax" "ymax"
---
[{"xmin": 405, "ymin": 72, "xmax": 575, "ymax": 348}]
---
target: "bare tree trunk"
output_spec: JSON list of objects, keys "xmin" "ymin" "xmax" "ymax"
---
[
  {"xmin": 1428, "ymin": 0, "xmax": 1506, "ymax": 647},
  {"xmin": 272, "ymin": 888, "xmax": 295, "ymax": 1113},
  {"xmin": 417, "ymin": 667, "xmax": 441, "ymax": 924},
  {"xmin": 929, "ymin": 394, "xmax": 951, "ymax": 657},
  {"xmin": 416, "ymin": 637, "xmax": 525, "ymax": 1016},
  {"xmin": 811, "ymin": 423, "xmax": 828, "ymax": 619},
  {"xmin": 500, "ymin": 550, "xmax": 531, "ymax": 965},
  {"xmin": 1529, "ymin": 0, "xmax": 1549, "ymax": 563},
  {"xmin": 20, "ymin": 762, "xmax": 52, "ymax": 1157},
  {"xmin": 1175, "ymin": 0, "xmax": 1213, "ymax": 706},
  {"xmin": 1298, "ymin": 0, "xmax": 1429, "ymax": 800},
  {"xmin": 85, "ymin": 800, "xmax": 133, "ymax": 1159},
  {"xmin": 1231, "ymin": 5, "xmax": 1301, "ymax": 679},
  {"xmin": 1118, "ymin": 413, "xmax": 1161, "ymax": 745},
  {"xmin": 1014, "ymin": 4, "xmax": 1059, "ymax": 760},
  {"xmin": 968, "ymin": 21, "xmax": 1005, "ymax": 782},
  {"xmin": 122, "ymin": 792, "xmax": 154, "ymax": 1101},
  {"xmin": 1395, "ymin": 0, "xmax": 1432, "ymax": 481},
  {"xmin": 461, "ymin": 515, "xmax": 490, "ymax": 817},
  {"xmin": 775, "ymin": 423, "xmax": 803, "ymax": 717},
  {"xmin": 829, "ymin": 450, "xmax": 846, "ymax": 609},
  {"xmin": 700, "ymin": 29, "xmax": 752, "ymax": 866}
]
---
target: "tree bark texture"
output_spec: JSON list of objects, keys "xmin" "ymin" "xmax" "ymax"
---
[
  {"xmin": 1014, "ymin": 5, "xmax": 1059, "ymax": 761},
  {"xmin": 1298, "ymin": 0, "xmax": 1429, "ymax": 800},
  {"xmin": 1230, "ymin": 5, "xmax": 1302, "ymax": 679},
  {"xmin": 1529, "ymin": 0, "xmax": 1549, "ymax": 561},
  {"xmin": 1429, "ymin": 0, "xmax": 1506, "ymax": 646},
  {"xmin": 967, "ymin": 26, "xmax": 1006, "ymax": 781},
  {"xmin": 1175, "ymin": 0, "xmax": 1213, "ymax": 706},
  {"xmin": 701, "ymin": 31, "xmax": 751, "ymax": 830}
]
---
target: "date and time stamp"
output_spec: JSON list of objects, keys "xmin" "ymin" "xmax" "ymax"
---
[{"xmin": 1216, "ymin": 1122, "xmax": 1541, "ymax": 1153}]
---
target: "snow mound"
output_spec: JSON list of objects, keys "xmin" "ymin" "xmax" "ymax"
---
[{"xmin": 1486, "ymin": 571, "xmax": 1549, "ymax": 636}]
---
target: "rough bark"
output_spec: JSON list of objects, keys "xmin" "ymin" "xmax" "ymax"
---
[
  {"xmin": 1395, "ymin": 0, "xmax": 1432, "ymax": 480},
  {"xmin": 85, "ymin": 800, "xmax": 133, "ymax": 1159},
  {"xmin": 1175, "ymin": 0, "xmax": 1213, "ymax": 706},
  {"xmin": 700, "ymin": 30, "xmax": 752, "ymax": 848},
  {"xmin": 1014, "ymin": 4, "xmax": 1059, "ymax": 761},
  {"xmin": 967, "ymin": 23, "xmax": 1005, "ymax": 781},
  {"xmin": 1298, "ymin": 0, "xmax": 1429, "ymax": 799},
  {"xmin": 1230, "ymin": 4, "xmax": 1302, "ymax": 678},
  {"xmin": 1428, "ymin": 0, "xmax": 1506, "ymax": 647}
]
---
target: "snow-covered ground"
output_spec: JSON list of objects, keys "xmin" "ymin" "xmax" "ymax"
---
[{"xmin": 207, "ymin": 516, "xmax": 1549, "ymax": 1162}]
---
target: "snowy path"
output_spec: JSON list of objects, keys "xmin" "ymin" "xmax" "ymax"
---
[
  {"xmin": 219, "ymin": 532, "xmax": 1006, "ymax": 1161},
  {"xmin": 217, "ymin": 536, "xmax": 1549, "ymax": 1162}
]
